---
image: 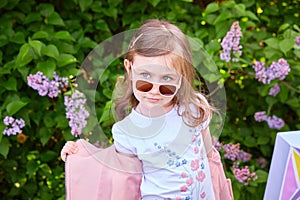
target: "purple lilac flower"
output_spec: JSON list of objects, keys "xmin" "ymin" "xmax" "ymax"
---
[
  {"xmin": 223, "ymin": 143, "xmax": 252, "ymax": 162},
  {"xmin": 254, "ymin": 111, "xmax": 285, "ymax": 129},
  {"xmin": 223, "ymin": 143, "xmax": 240, "ymax": 161},
  {"xmin": 295, "ymin": 36, "xmax": 300, "ymax": 47},
  {"xmin": 237, "ymin": 151, "xmax": 252, "ymax": 163},
  {"xmin": 213, "ymin": 141, "xmax": 223, "ymax": 152},
  {"xmin": 254, "ymin": 111, "xmax": 268, "ymax": 122},
  {"xmin": 256, "ymin": 157, "xmax": 267, "ymax": 168},
  {"xmin": 27, "ymin": 72, "xmax": 50, "ymax": 96},
  {"xmin": 266, "ymin": 115, "xmax": 285, "ymax": 130},
  {"xmin": 253, "ymin": 58, "xmax": 290, "ymax": 84},
  {"xmin": 3, "ymin": 116, "xmax": 25, "ymax": 136},
  {"xmin": 268, "ymin": 83, "xmax": 280, "ymax": 96},
  {"xmin": 233, "ymin": 166, "xmax": 257, "ymax": 186},
  {"xmin": 53, "ymin": 72, "xmax": 68, "ymax": 88},
  {"xmin": 27, "ymin": 71, "xmax": 68, "ymax": 98},
  {"xmin": 220, "ymin": 21, "xmax": 242, "ymax": 62},
  {"xmin": 64, "ymin": 91, "xmax": 89, "ymax": 137}
]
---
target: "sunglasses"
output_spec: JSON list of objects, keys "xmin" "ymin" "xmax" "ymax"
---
[{"xmin": 134, "ymin": 78, "xmax": 181, "ymax": 96}]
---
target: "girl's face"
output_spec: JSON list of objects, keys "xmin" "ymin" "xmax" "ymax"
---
[{"xmin": 125, "ymin": 54, "xmax": 181, "ymax": 117}]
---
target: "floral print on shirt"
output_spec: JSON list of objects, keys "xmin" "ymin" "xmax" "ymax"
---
[{"xmin": 154, "ymin": 127, "xmax": 209, "ymax": 200}]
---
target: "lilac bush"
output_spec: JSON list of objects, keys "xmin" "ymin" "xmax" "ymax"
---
[
  {"xmin": 214, "ymin": 141, "xmax": 257, "ymax": 185},
  {"xmin": 220, "ymin": 21, "xmax": 242, "ymax": 62},
  {"xmin": 64, "ymin": 91, "xmax": 90, "ymax": 137},
  {"xmin": 233, "ymin": 166, "xmax": 257, "ymax": 186},
  {"xmin": 252, "ymin": 59, "xmax": 290, "ymax": 84},
  {"xmin": 254, "ymin": 111, "xmax": 285, "ymax": 130},
  {"xmin": 3, "ymin": 116, "xmax": 25, "ymax": 136},
  {"xmin": 27, "ymin": 71, "xmax": 68, "ymax": 98}
]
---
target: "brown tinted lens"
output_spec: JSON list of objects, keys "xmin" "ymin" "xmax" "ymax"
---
[
  {"xmin": 136, "ymin": 80, "xmax": 153, "ymax": 92},
  {"xmin": 159, "ymin": 85, "xmax": 176, "ymax": 95}
]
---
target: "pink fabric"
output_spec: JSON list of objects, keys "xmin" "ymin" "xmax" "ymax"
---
[
  {"xmin": 65, "ymin": 139, "xmax": 142, "ymax": 200},
  {"xmin": 65, "ymin": 140, "xmax": 233, "ymax": 199},
  {"xmin": 208, "ymin": 146, "xmax": 234, "ymax": 200}
]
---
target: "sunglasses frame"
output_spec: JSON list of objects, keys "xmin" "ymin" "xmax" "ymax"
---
[{"xmin": 130, "ymin": 65, "xmax": 182, "ymax": 97}]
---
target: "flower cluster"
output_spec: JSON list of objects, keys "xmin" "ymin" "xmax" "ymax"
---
[
  {"xmin": 64, "ymin": 91, "xmax": 89, "ymax": 136},
  {"xmin": 268, "ymin": 83, "xmax": 280, "ymax": 96},
  {"xmin": 254, "ymin": 111, "xmax": 285, "ymax": 130},
  {"xmin": 221, "ymin": 143, "xmax": 252, "ymax": 162},
  {"xmin": 3, "ymin": 116, "xmax": 25, "ymax": 136},
  {"xmin": 220, "ymin": 21, "xmax": 242, "ymax": 62},
  {"xmin": 295, "ymin": 36, "xmax": 300, "ymax": 47},
  {"xmin": 253, "ymin": 58, "xmax": 290, "ymax": 85},
  {"xmin": 233, "ymin": 166, "xmax": 257, "ymax": 186},
  {"xmin": 214, "ymin": 141, "xmax": 258, "ymax": 186},
  {"xmin": 27, "ymin": 71, "xmax": 68, "ymax": 98}
]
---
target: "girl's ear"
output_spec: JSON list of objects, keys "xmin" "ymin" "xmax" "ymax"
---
[{"xmin": 124, "ymin": 59, "xmax": 131, "ymax": 73}]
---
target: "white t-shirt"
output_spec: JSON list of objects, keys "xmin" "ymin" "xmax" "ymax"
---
[{"xmin": 112, "ymin": 106, "xmax": 215, "ymax": 200}]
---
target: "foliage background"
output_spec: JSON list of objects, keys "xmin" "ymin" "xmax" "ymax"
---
[{"xmin": 0, "ymin": 0, "xmax": 299, "ymax": 199}]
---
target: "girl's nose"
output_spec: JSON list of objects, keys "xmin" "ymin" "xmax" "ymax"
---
[{"xmin": 149, "ymin": 84, "xmax": 160, "ymax": 94}]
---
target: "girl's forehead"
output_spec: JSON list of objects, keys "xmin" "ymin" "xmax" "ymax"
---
[{"xmin": 133, "ymin": 55, "xmax": 178, "ymax": 75}]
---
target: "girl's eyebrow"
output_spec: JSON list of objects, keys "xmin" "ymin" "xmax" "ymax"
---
[{"xmin": 134, "ymin": 67, "xmax": 178, "ymax": 76}]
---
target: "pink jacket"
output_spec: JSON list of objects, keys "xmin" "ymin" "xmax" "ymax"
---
[{"xmin": 65, "ymin": 139, "xmax": 233, "ymax": 200}]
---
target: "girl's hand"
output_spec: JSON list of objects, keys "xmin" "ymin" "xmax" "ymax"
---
[{"xmin": 61, "ymin": 141, "xmax": 79, "ymax": 162}]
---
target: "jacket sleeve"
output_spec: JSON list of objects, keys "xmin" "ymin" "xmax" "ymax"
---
[
  {"xmin": 208, "ymin": 146, "xmax": 234, "ymax": 200},
  {"xmin": 65, "ymin": 139, "xmax": 142, "ymax": 200}
]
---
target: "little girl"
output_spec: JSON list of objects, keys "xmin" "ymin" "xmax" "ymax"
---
[{"xmin": 61, "ymin": 19, "xmax": 233, "ymax": 200}]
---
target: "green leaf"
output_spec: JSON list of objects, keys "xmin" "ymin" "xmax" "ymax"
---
[
  {"xmin": 38, "ymin": 127, "xmax": 52, "ymax": 146},
  {"xmin": 286, "ymin": 97, "xmax": 300, "ymax": 108},
  {"xmin": 40, "ymin": 150, "xmax": 58, "ymax": 162},
  {"xmin": 6, "ymin": 100, "xmax": 28, "ymax": 115},
  {"xmin": 278, "ymin": 84, "xmax": 289, "ymax": 103},
  {"xmin": 36, "ymin": 60, "xmax": 56, "ymax": 78},
  {"xmin": 147, "ymin": 0, "xmax": 160, "ymax": 7},
  {"xmin": 246, "ymin": 10, "xmax": 259, "ymax": 21},
  {"xmin": 257, "ymin": 136, "xmax": 270, "ymax": 145},
  {"xmin": 26, "ymin": 160, "xmax": 39, "ymax": 177},
  {"xmin": 57, "ymin": 54, "xmax": 77, "ymax": 67},
  {"xmin": 205, "ymin": 2, "xmax": 219, "ymax": 14},
  {"xmin": 78, "ymin": 0, "xmax": 93, "ymax": 12},
  {"xmin": 2, "ymin": 77, "xmax": 17, "ymax": 91},
  {"xmin": 41, "ymin": 44, "xmax": 59, "ymax": 59},
  {"xmin": 202, "ymin": 73, "xmax": 221, "ymax": 83},
  {"xmin": 38, "ymin": 3, "xmax": 55, "ymax": 17},
  {"xmin": 263, "ymin": 46, "xmax": 282, "ymax": 60},
  {"xmin": 95, "ymin": 19, "xmax": 110, "ymax": 32},
  {"xmin": 55, "ymin": 115, "xmax": 68, "ymax": 128},
  {"xmin": 15, "ymin": 43, "xmax": 35, "ymax": 67},
  {"xmin": 54, "ymin": 31, "xmax": 75, "ymax": 41},
  {"xmin": 265, "ymin": 96, "xmax": 277, "ymax": 107},
  {"xmin": 214, "ymin": 11, "xmax": 233, "ymax": 25},
  {"xmin": 0, "ymin": 137, "xmax": 10, "ymax": 158},
  {"xmin": 244, "ymin": 136, "xmax": 257, "ymax": 147},
  {"xmin": 32, "ymin": 31, "xmax": 49, "ymax": 39},
  {"xmin": 29, "ymin": 40, "xmax": 45, "ymax": 57},
  {"xmin": 278, "ymin": 23, "xmax": 290, "ymax": 32},
  {"xmin": 46, "ymin": 12, "xmax": 65, "ymax": 26},
  {"xmin": 234, "ymin": 4, "xmax": 246, "ymax": 17},
  {"xmin": 43, "ymin": 112, "xmax": 56, "ymax": 128},
  {"xmin": 10, "ymin": 32, "xmax": 25, "ymax": 44},
  {"xmin": 0, "ymin": 35, "xmax": 8, "ymax": 47},
  {"xmin": 0, "ymin": 123, "xmax": 4, "ymax": 142},
  {"xmin": 279, "ymin": 39, "xmax": 294, "ymax": 55},
  {"xmin": 255, "ymin": 169, "xmax": 268, "ymax": 183},
  {"xmin": 24, "ymin": 12, "xmax": 42, "ymax": 24},
  {"xmin": 264, "ymin": 38, "xmax": 279, "ymax": 49},
  {"xmin": 0, "ymin": 0, "xmax": 7, "ymax": 9}
]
